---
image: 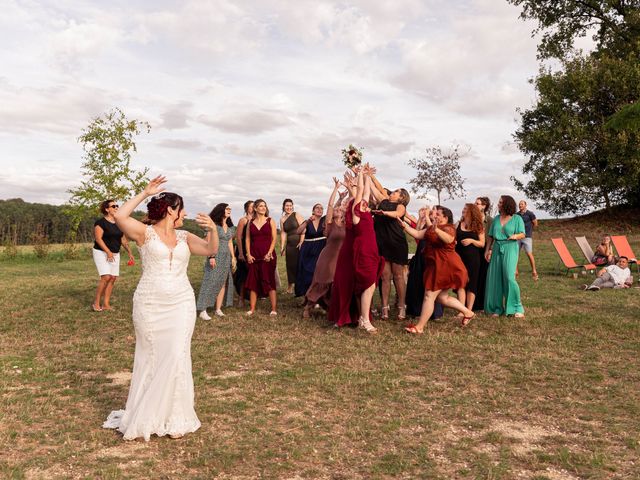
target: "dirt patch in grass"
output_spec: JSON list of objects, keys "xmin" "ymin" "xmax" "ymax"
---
[{"xmin": 106, "ymin": 371, "xmax": 131, "ymax": 386}]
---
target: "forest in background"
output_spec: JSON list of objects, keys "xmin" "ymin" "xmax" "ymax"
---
[{"xmin": 0, "ymin": 198, "xmax": 202, "ymax": 245}]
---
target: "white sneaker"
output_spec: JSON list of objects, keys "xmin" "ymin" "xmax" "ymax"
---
[
  {"xmin": 215, "ymin": 309, "xmax": 225, "ymax": 317},
  {"xmin": 269, "ymin": 311, "xmax": 278, "ymax": 316},
  {"xmin": 198, "ymin": 310, "xmax": 212, "ymax": 320}
]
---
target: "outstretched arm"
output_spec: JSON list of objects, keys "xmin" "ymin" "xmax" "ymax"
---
[
  {"xmin": 114, "ymin": 175, "xmax": 167, "ymax": 245},
  {"xmin": 370, "ymin": 174, "xmax": 388, "ymax": 201},
  {"xmin": 398, "ymin": 219, "xmax": 426, "ymax": 240},
  {"xmin": 326, "ymin": 177, "xmax": 340, "ymax": 225}
]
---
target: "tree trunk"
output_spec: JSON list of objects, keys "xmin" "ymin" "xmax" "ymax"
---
[
  {"xmin": 603, "ymin": 189, "xmax": 611, "ymax": 210},
  {"xmin": 436, "ymin": 190, "xmax": 441, "ymax": 205}
]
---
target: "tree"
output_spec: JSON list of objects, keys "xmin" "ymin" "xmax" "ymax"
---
[
  {"xmin": 506, "ymin": 0, "xmax": 640, "ymax": 61},
  {"xmin": 408, "ymin": 145, "xmax": 467, "ymax": 205},
  {"xmin": 606, "ymin": 101, "xmax": 640, "ymax": 131},
  {"xmin": 66, "ymin": 108, "xmax": 151, "ymax": 228},
  {"xmin": 512, "ymin": 54, "xmax": 640, "ymax": 215}
]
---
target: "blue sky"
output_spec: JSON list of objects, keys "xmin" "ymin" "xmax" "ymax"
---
[{"xmin": 0, "ymin": 0, "xmax": 550, "ymax": 219}]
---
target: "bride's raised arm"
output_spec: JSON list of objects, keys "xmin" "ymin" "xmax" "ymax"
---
[{"xmin": 115, "ymin": 175, "xmax": 167, "ymax": 246}]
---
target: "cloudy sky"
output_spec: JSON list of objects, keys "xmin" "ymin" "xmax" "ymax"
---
[{"xmin": 0, "ymin": 0, "xmax": 547, "ymax": 220}]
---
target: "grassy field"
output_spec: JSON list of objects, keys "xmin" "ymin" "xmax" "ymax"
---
[{"xmin": 1, "ymin": 220, "xmax": 640, "ymax": 479}]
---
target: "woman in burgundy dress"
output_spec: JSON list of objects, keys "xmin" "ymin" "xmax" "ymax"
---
[
  {"xmin": 328, "ymin": 172, "xmax": 359, "ymax": 327},
  {"xmin": 304, "ymin": 178, "xmax": 347, "ymax": 317},
  {"xmin": 351, "ymin": 167, "xmax": 384, "ymax": 333},
  {"xmin": 400, "ymin": 205, "xmax": 475, "ymax": 334},
  {"xmin": 245, "ymin": 199, "xmax": 278, "ymax": 316}
]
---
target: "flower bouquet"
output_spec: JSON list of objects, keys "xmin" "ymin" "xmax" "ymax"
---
[{"xmin": 341, "ymin": 144, "xmax": 363, "ymax": 168}]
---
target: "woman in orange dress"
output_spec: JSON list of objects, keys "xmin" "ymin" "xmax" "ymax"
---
[{"xmin": 400, "ymin": 205, "xmax": 475, "ymax": 334}]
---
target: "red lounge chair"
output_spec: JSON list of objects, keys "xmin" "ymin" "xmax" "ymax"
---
[
  {"xmin": 551, "ymin": 238, "xmax": 596, "ymax": 275},
  {"xmin": 611, "ymin": 235, "xmax": 639, "ymax": 272}
]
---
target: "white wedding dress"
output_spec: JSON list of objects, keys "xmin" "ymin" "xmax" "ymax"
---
[{"xmin": 103, "ymin": 226, "xmax": 201, "ymax": 441}]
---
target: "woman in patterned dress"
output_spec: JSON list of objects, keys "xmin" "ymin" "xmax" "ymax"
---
[{"xmin": 196, "ymin": 203, "xmax": 236, "ymax": 320}]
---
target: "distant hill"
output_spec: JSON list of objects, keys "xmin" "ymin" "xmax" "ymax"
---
[{"xmin": 537, "ymin": 205, "xmax": 640, "ymax": 240}]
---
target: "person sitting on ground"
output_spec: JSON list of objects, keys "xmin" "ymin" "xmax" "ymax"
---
[
  {"xmin": 582, "ymin": 256, "xmax": 631, "ymax": 290},
  {"xmin": 591, "ymin": 234, "xmax": 616, "ymax": 266}
]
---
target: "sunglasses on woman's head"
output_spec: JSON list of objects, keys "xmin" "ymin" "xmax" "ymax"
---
[{"xmin": 109, "ymin": 204, "xmax": 119, "ymax": 209}]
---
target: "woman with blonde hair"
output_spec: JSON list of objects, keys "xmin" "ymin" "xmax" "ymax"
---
[{"xmin": 245, "ymin": 199, "xmax": 278, "ymax": 316}]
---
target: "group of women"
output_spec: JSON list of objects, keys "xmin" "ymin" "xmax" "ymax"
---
[
  {"xmin": 185, "ymin": 165, "xmax": 526, "ymax": 334},
  {"xmin": 97, "ymin": 170, "xmax": 528, "ymax": 442}
]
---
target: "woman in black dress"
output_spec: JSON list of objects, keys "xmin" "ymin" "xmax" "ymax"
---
[
  {"xmin": 473, "ymin": 196, "xmax": 493, "ymax": 311},
  {"xmin": 455, "ymin": 203, "xmax": 485, "ymax": 314},
  {"xmin": 372, "ymin": 188, "xmax": 410, "ymax": 319},
  {"xmin": 234, "ymin": 200, "xmax": 254, "ymax": 308}
]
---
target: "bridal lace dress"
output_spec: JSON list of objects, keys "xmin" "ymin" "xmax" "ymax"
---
[{"xmin": 103, "ymin": 226, "xmax": 201, "ymax": 440}]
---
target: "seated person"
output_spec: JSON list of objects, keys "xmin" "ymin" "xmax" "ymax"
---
[
  {"xmin": 582, "ymin": 256, "xmax": 631, "ymax": 290},
  {"xmin": 591, "ymin": 234, "xmax": 615, "ymax": 266}
]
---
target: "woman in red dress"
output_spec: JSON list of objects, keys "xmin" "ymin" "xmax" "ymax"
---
[
  {"xmin": 400, "ymin": 205, "xmax": 475, "ymax": 333},
  {"xmin": 244, "ymin": 199, "xmax": 278, "ymax": 316},
  {"xmin": 351, "ymin": 167, "xmax": 384, "ymax": 333},
  {"xmin": 328, "ymin": 172, "xmax": 359, "ymax": 327}
]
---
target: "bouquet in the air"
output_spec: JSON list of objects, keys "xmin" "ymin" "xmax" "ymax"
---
[{"xmin": 341, "ymin": 144, "xmax": 363, "ymax": 168}]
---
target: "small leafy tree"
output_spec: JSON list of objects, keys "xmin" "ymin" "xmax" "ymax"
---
[
  {"xmin": 66, "ymin": 108, "xmax": 151, "ymax": 226},
  {"xmin": 408, "ymin": 145, "xmax": 467, "ymax": 204}
]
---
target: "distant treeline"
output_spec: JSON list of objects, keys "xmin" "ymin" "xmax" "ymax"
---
[{"xmin": 0, "ymin": 198, "xmax": 204, "ymax": 245}]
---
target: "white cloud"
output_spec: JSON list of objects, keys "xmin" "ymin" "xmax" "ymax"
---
[{"xmin": 0, "ymin": 0, "xmax": 552, "ymax": 216}]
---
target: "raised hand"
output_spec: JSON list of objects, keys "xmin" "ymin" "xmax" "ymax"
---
[
  {"xmin": 195, "ymin": 213, "xmax": 215, "ymax": 231},
  {"xmin": 333, "ymin": 177, "xmax": 340, "ymax": 188},
  {"xmin": 143, "ymin": 175, "xmax": 167, "ymax": 197}
]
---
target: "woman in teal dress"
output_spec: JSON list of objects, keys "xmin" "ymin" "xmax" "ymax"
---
[{"xmin": 484, "ymin": 195, "xmax": 526, "ymax": 317}]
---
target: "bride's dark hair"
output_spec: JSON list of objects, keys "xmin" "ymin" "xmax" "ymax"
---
[{"xmin": 143, "ymin": 192, "xmax": 184, "ymax": 225}]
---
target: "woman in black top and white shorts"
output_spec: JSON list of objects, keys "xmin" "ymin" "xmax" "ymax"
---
[{"xmin": 92, "ymin": 199, "xmax": 134, "ymax": 311}]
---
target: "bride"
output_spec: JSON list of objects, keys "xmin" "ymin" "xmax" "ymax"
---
[{"xmin": 103, "ymin": 175, "xmax": 219, "ymax": 441}]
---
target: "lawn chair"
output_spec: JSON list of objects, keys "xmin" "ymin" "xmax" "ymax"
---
[
  {"xmin": 551, "ymin": 238, "xmax": 596, "ymax": 275},
  {"xmin": 611, "ymin": 235, "xmax": 639, "ymax": 273},
  {"xmin": 575, "ymin": 236, "xmax": 595, "ymax": 263}
]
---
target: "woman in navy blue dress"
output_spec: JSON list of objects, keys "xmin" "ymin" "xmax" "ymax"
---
[{"xmin": 294, "ymin": 204, "xmax": 326, "ymax": 297}]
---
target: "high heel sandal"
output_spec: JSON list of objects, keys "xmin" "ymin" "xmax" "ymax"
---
[
  {"xmin": 381, "ymin": 306, "xmax": 390, "ymax": 320},
  {"xmin": 398, "ymin": 305, "xmax": 406, "ymax": 320},
  {"xmin": 358, "ymin": 316, "xmax": 378, "ymax": 334}
]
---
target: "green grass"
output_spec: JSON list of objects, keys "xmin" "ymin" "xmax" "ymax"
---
[{"xmin": 1, "ymin": 229, "xmax": 640, "ymax": 479}]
